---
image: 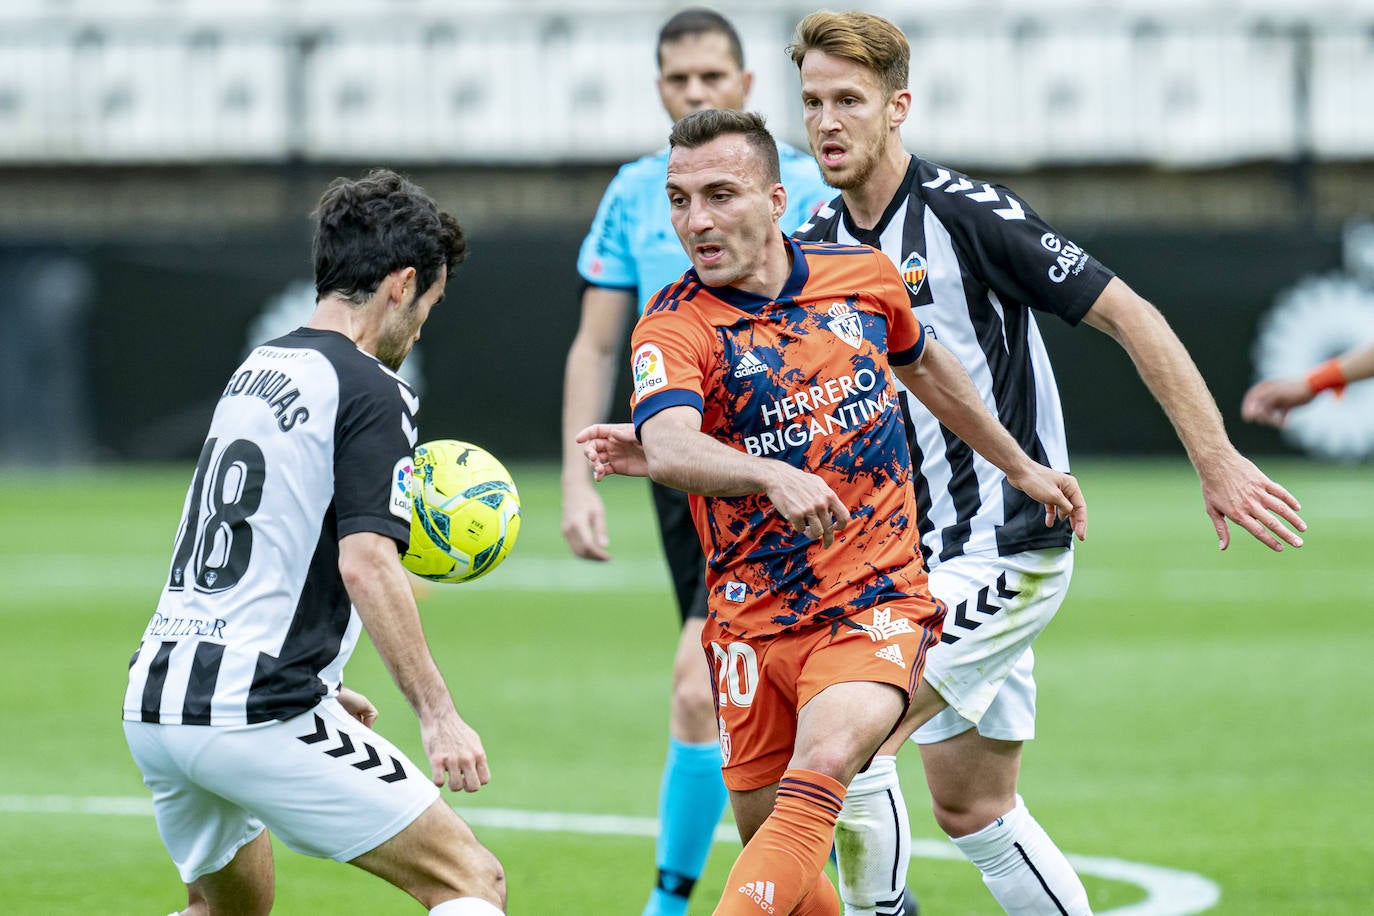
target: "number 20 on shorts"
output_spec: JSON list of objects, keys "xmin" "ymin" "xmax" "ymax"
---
[{"xmin": 711, "ymin": 642, "xmax": 758, "ymax": 707}]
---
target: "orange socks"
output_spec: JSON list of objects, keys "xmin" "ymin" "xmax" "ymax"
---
[
  {"xmin": 714, "ymin": 769, "xmax": 846, "ymax": 915},
  {"xmin": 791, "ymin": 870, "xmax": 841, "ymax": 916}
]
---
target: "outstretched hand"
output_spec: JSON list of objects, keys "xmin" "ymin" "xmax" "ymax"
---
[
  {"xmin": 1008, "ymin": 464, "xmax": 1088, "ymax": 541},
  {"xmin": 1240, "ymin": 377, "xmax": 1315, "ymax": 428},
  {"xmin": 577, "ymin": 423, "xmax": 648, "ymax": 480},
  {"xmin": 1197, "ymin": 451, "xmax": 1305, "ymax": 551}
]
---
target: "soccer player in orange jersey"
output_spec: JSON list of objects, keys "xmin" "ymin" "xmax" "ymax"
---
[{"xmin": 584, "ymin": 108, "xmax": 1086, "ymax": 916}]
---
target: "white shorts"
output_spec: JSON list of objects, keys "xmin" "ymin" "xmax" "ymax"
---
[
  {"xmin": 913, "ymin": 548, "xmax": 1074, "ymax": 745},
  {"xmin": 124, "ymin": 696, "xmax": 439, "ymax": 883}
]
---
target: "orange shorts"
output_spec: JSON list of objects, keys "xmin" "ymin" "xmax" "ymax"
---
[{"xmin": 703, "ymin": 598, "xmax": 943, "ymax": 791}]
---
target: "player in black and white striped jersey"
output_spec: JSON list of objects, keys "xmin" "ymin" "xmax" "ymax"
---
[
  {"xmin": 788, "ymin": 12, "xmax": 1307, "ymax": 915},
  {"xmin": 123, "ymin": 170, "xmax": 506, "ymax": 916}
]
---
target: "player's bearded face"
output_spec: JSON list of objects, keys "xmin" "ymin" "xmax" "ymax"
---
[
  {"xmin": 375, "ymin": 302, "xmax": 419, "ymax": 371},
  {"xmin": 800, "ymin": 52, "xmax": 897, "ymax": 190},
  {"xmin": 667, "ymin": 137, "xmax": 784, "ymax": 292},
  {"xmin": 376, "ymin": 270, "xmax": 444, "ymax": 371}
]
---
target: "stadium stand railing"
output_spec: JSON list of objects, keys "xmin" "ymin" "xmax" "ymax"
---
[{"xmin": 0, "ymin": 1, "xmax": 1370, "ymax": 167}]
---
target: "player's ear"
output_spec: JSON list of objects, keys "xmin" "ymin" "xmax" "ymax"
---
[
  {"xmin": 771, "ymin": 183, "xmax": 787, "ymax": 221},
  {"xmin": 889, "ymin": 88, "xmax": 912, "ymax": 130},
  {"xmin": 389, "ymin": 267, "xmax": 417, "ymax": 307},
  {"xmin": 741, "ymin": 69, "xmax": 755, "ymax": 101}
]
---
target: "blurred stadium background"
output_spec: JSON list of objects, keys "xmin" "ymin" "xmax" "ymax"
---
[
  {"xmin": 2, "ymin": 0, "xmax": 1374, "ymax": 466},
  {"xmin": 3, "ymin": 2, "xmax": 1374, "ymax": 914}
]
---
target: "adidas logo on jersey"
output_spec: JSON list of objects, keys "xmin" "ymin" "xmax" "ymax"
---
[
  {"xmin": 737, "ymin": 880, "xmax": 776, "ymax": 913},
  {"xmin": 733, "ymin": 350, "xmax": 768, "ymax": 378},
  {"xmin": 876, "ymin": 644, "xmax": 905, "ymax": 668}
]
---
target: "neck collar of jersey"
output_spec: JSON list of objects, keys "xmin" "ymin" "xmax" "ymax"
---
[
  {"xmin": 690, "ymin": 234, "xmax": 811, "ymax": 313},
  {"xmin": 841, "ymin": 154, "xmax": 919, "ymax": 246}
]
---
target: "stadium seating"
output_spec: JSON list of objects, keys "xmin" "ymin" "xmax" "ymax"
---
[
  {"xmin": 1311, "ymin": 30, "xmax": 1374, "ymax": 159},
  {"xmin": 0, "ymin": 1, "xmax": 1368, "ymax": 166}
]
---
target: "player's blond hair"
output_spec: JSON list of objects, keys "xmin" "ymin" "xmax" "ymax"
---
[{"xmin": 787, "ymin": 11, "xmax": 909, "ymax": 97}]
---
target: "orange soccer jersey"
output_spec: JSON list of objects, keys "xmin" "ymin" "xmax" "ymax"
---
[{"xmin": 630, "ymin": 235, "xmax": 932, "ymax": 639}]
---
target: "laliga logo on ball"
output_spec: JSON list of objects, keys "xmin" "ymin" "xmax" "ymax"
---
[{"xmin": 402, "ymin": 439, "xmax": 522, "ymax": 583}]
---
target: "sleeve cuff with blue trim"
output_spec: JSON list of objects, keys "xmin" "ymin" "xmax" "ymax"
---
[{"xmin": 631, "ymin": 389, "xmax": 705, "ymax": 440}]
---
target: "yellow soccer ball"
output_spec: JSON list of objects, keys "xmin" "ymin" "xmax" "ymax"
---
[{"xmin": 402, "ymin": 439, "xmax": 521, "ymax": 583}]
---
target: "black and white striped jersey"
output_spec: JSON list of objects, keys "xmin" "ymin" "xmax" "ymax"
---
[
  {"xmin": 124, "ymin": 328, "xmax": 418, "ymax": 726},
  {"xmin": 794, "ymin": 157, "xmax": 1114, "ymax": 566}
]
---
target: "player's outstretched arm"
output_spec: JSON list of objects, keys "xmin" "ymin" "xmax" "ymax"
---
[
  {"xmin": 1083, "ymin": 278, "xmax": 1306, "ymax": 551},
  {"xmin": 561, "ymin": 286, "xmax": 637, "ymax": 561},
  {"xmin": 1241, "ymin": 340, "xmax": 1374, "ymax": 428},
  {"xmin": 894, "ymin": 341, "xmax": 1087, "ymax": 540},
  {"xmin": 339, "ymin": 531, "xmax": 490, "ymax": 793},
  {"xmin": 577, "ymin": 422, "xmax": 647, "ymax": 480},
  {"xmin": 640, "ymin": 405, "xmax": 851, "ymax": 547}
]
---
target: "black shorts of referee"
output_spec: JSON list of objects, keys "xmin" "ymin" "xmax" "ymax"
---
[{"xmin": 649, "ymin": 480, "xmax": 710, "ymax": 622}]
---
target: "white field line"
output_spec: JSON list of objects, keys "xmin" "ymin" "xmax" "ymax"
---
[
  {"xmin": 2, "ymin": 553, "xmax": 1369, "ymax": 601},
  {"xmin": 0, "ymin": 794, "xmax": 1218, "ymax": 915},
  {"xmin": 0, "ymin": 555, "xmax": 674, "ymax": 596}
]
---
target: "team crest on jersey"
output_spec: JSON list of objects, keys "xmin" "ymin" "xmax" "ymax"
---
[
  {"xmin": 901, "ymin": 251, "xmax": 928, "ymax": 296},
  {"xmin": 391, "ymin": 456, "xmax": 414, "ymax": 521},
  {"xmin": 825, "ymin": 301, "xmax": 864, "ymax": 349},
  {"xmin": 632, "ymin": 344, "xmax": 668, "ymax": 399}
]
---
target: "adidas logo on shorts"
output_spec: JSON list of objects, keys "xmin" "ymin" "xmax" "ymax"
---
[
  {"xmin": 733, "ymin": 350, "xmax": 768, "ymax": 378},
  {"xmin": 876, "ymin": 644, "xmax": 905, "ymax": 668},
  {"xmin": 737, "ymin": 879, "xmax": 776, "ymax": 913}
]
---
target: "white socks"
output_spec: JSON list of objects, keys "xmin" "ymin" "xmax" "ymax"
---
[
  {"xmin": 429, "ymin": 898, "xmax": 505, "ymax": 915},
  {"xmin": 951, "ymin": 796, "xmax": 1090, "ymax": 915},
  {"xmin": 834, "ymin": 755, "xmax": 912, "ymax": 916}
]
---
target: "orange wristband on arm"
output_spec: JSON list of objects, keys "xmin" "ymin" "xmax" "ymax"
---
[{"xmin": 1305, "ymin": 357, "xmax": 1347, "ymax": 395}]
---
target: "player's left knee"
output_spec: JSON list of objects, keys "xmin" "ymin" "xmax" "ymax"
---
[
  {"xmin": 466, "ymin": 846, "xmax": 507, "ymax": 908},
  {"xmin": 791, "ymin": 742, "xmax": 870, "ymax": 785},
  {"xmin": 930, "ymin": 795, "xmax": 1012, "ymax": 839},
  {"xmin": 671, "ymin": 662, "xmax": 713, "ymax": 703},
  {"xmin": 425, "ymin": 845, "xmax": 506, "ymax": 910}
]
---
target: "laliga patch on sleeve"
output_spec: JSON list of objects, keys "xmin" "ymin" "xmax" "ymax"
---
[
  {"xmin": 632, "ymin": 343, "xmax": 668, "ymax": 400},
  {"xmin": 390, "ymin": 456, "xmax": 414, "ymax": 521}
]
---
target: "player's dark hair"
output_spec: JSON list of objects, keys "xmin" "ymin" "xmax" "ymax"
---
[
  {"xmin": 788, "ymin": 10, "xmax": 910, "ymax": 97},
  {"xmin": 312, "ymin": 168, "xmax": 467, "ymax": 304},
  {"xmin": 669, "ymin": 109, "xmax": 781, "ymax": 185},
  {"xmin": 657, "ymin": 7, "xmax": 744, "ymax": 71}
]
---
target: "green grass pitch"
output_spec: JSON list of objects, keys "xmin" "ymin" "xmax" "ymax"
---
[{"xmin": 0, "ymin": 458, "xmax": 1370, "ymax": 914}]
